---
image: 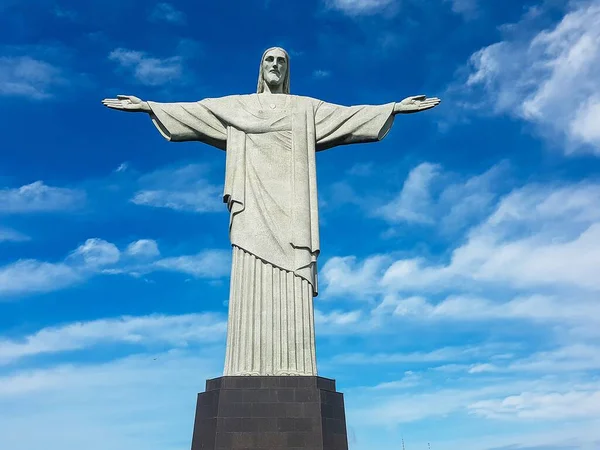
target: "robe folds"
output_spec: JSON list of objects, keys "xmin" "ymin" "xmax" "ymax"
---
[{"xmin": 148, "ymin": 94, "xmax": 395, "ymax": 375}]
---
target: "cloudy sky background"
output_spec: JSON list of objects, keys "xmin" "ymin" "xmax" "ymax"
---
[{"xmin": 1, "ymin": 0, "xmax": 600, "ymax": 449}]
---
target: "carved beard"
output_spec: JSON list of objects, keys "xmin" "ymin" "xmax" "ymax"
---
[{"xmin": 264, "ymin": 71, "xmax": 283, "ymax": 87}]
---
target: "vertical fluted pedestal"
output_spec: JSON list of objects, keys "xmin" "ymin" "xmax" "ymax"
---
[{"xmin": 190, "ymin": 376, "xmax": 349, "ymax": 450}]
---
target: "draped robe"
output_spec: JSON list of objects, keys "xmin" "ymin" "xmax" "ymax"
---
[{"xmin": 148, "ymin": 94, "xmax": 395, "ymax": 376}]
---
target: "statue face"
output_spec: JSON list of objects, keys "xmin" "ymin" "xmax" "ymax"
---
[{"xmin": 262, "ymin": 48, "xmax": 288, "ymax": 89}]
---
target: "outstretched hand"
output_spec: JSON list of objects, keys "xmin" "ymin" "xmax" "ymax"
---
[
  {"xmin": 394, "ymin": 95, "xmax": 441, "ymax": 114},
  {"xmin": 102, "ymin": 95, "xmax": 151, "ymax": 113}
]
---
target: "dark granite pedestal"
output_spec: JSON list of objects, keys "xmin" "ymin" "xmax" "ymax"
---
[{"xmin": 190, "ymin": 376, "xmax": 349, "ymax": 450}]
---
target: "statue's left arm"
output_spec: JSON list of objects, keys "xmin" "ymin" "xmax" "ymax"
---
[{"xmin": 314, "ymin": 95, "xmax": 440, "ymax": 151}]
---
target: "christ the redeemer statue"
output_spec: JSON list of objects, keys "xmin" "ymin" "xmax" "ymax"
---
[{"xmin": 103, "ymin": 47, "xmax": 440, "ymax": 377}]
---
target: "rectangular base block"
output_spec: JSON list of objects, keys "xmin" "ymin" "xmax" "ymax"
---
[{"xmin": 191, "ymin": 376, "xmax": 349, "ymax": 450}]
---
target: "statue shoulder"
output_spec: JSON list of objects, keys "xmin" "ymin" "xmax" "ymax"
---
[
  {"xmin": 200, "ymin": 94, "xmax": 247, "ymax": 108},
  {"xmin": 201, "ymin": 94, "xmax": 245, "ymax": 102},
  {"xmin": 289, "ymin": 94, "xmax": 319, "ymax": 105}
]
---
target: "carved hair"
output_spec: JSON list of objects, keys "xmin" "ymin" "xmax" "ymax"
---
[{"xmin": 256, "ymin": 47, "xmax": 290, "ymax": 94}]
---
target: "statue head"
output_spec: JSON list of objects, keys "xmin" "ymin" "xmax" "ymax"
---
[{"xmin": 257, "ymin": 47, "xmax": 290, "ymax": 94}]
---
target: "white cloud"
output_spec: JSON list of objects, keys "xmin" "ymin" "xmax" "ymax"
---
[
  {"xmin": 445, "ymin": 0, "xmax": 478, "ymax": 18},
  {"xmin": 369, "ymin": 371, "xmax": 421, "ymax": 390},
  {"xmin": 0, "ymin": 56, "xmax": 64, "ymax": 99},
  {"xmin": 332, "ymin": 345, "xmax": 491, "ymax": 365},
  {"xmin": 154, "ymin": 250, "xmax": 230, "ymax": 278},
  {"xmin": 0, "ymin": 365, "xmax": 74, "ymax": 397},
  {"xmin": 0, "ymin": 350, "xmax": 222, "ymax": 450},
  {"xmin": 352, "ymin": 385, "xmax": 492, "ymax": 425},
  {"xmin": 70, "ymin": 239, "xmax": 120, "ymax": 267},
  {"xmin": 469, "ymin": 389, "xmax": 600, "ymax": 421},
  {"xmin": 125, "ymin": 239, "xmax": 160, "ymax": 258},
  {"xmin": 53, "ymin": 7, "xmax": 77, "ymax": 21},
  {"xmin": 507, "ymin": 345, "xmax": 600, "ymax": 374},
  {"xmin": 320, "ymin": 255, "xmax": 390, "ymax": 300},
  {"xmin": 115, "ymin": 162, "xmax": 129, "ymax": 173},
  {"xmin": 325, "ymin": 0, "xmax": 396, "ymax": 16},
  {"xmin": 2, "ymin": 350, "xmax": 598, "ymax": 450},
  {"xmin": 349, "ymin": 374, "xmax": 600, "ymax": 427},
  {"xmin": 0, "ymin": 228, "xmax": 29, "ymax": 242},
  {"xmin": 109, "ymin": 48, "xmax": 182, "ymax": 86},
  {"xmin": 0, "ymin": 236, "xmax": 227, "ymax": 298},
  {"xmin": 446, "ymin": 425, "xmax": 600, "ymax": 450},
  {"xmin": 378, "ymin": 293, "xmax": 600, "ymax": 340},
  {"xmin": 149, "ymin": 3, "xmax": 186, "ymax": 24},
  {"xmin": 320, "ymin": 163, "xmax": 600, "ymax": 385},
  {"xmin": 0, "ymin": 313, "xmax": 226, "ymax": 366},
  {"xmin": 376, "ymin": 162, "xmax": 441, "ymax": 224},
  {"xmin": 363, "ymin": 180, "xmax": 600, "ymax": 295},
  {"xmin": 459, "ymin": 1, "xmax": 600, "ymax": 154},
  {"xmin": 315, "ymin": 309, "xmax": 362, "ymax": 326},
  {"xmin": 0, "ymin": 181, "xmax": 85, "ymax": 213},
  {"xmin": 313, "ymin": 69, "xmax": 331, "ymax": 78},
  {"xmin": 347, "ymin": 162, "xmax": 373, "ymax": 177},
  {"xmin": 131, "ymin": 188, "xmax": 221, "ymax": 212},
  {"xmin": 346, "ymin": 377, "xmax": 600, "ymax": 450},
  {"xmin": 375, "ymin": 162, "xmax": 505, "ymax": 234},
  {"xmin": 131, "ymin": 164, "xmax": 222, "ymax": 213},
  {"xmin": 0, "ymin": 260, "xmax": 81, "ymax": 297},
  {"xmin": 441, "ymin": 184, "xmax": 600, "ymax": 291},
  {"xmin": 313, "ymin": 308, "xmax": 373, "ymax": 336}
]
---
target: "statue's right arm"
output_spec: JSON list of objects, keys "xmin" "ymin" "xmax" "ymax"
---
[
  {"xmin": 101, "ymin": 95, "xmax": 151, "ymax": 112},
  {"xmin": 102, "ymin": 95, "xmax": 228, "ymax": 149}
]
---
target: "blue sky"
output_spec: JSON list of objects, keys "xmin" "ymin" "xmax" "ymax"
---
[{"xmin": 1, "ymin": 0, "xmax": 600, "ymax": 449}]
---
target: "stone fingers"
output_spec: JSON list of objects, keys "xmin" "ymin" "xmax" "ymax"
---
[{"xmin": 102, "ymin": 99, "xmax": 133, "ymax": 110}]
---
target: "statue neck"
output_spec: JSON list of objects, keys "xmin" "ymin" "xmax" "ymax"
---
[{"xmin": 262, "ymin": 83, "xmax": 285, "ymax": 94}]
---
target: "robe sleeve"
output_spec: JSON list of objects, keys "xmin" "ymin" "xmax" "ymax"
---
[
  {"xmin": 146, "ymin": 99, "xmax": 228, "ymax": 151},
  {"xmin": 314, "ymin": 100, "xmax": 396, "ymax": 151}
]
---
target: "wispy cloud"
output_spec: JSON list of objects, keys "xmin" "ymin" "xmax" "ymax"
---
[
  {"xmin": 0, "ymin": 260, "xmax": 81, "ymax": 297},
  {"xmin": 445, "ymin": 0, "xmax": 478, "ymax": 19},
  {"xmin": 154, "ymin": 250, "xmax": 230, "ymax": 278},
  {"xmin": 346, "ymin": 162, "xmax": 373, "ymax": 177},
  {"xmin": 149, "ymin": 3, "xmax": 186, "ymax": 25},
  {"xmin": 331, "ymin": 345, "xmax": 495, "ymax": 365},
  {"xmin": 379, "ymin": 294, "xmax": 600, "ymax": 335},
  {"xmin": 0, "ymin": 313, "xmax": 226, "ymax": 366},
  {"xmin": 131, "ymin": 164, "xmax": 222, "ymax": 213},
  {"xmin": 0, "ymin": 237, "xmax": 229, "ymax": 298},
  {"xmin": 350, "ymin": 377, "xmax": 600, "ymax": 429},
  {"xmin": 471, "ymin": 344, "xmax": 600, "ymax": 375},
  {"xmin": 53, "ymin": 7, "xmax": 78, "ymax": 21},
  {"xmin": 0, "ymin": 228, "xmax": 29, "ymax": 242},
  {"xmin": 470, "ymin": 389, "xmax": 600, "ymax": 421},
  {"xmin": 375, "ymin": 162, "xmax": 506, "ymax": 233},
  {"xmin": 320, "ymin": 255, "xmax": 390, "ymax": 300},
  {"xmin": 115, "ymin": 162, "xmax": 129, "ymax": 173},
  {"xmin": 376, "ymin": 162, "xmax": 441, "ymax": 224},
  {"xmin": 0, "ymin": 181, "xmax": 85, "ymax": 213},
  {"xmin": 313, "ymin": 69, "xmax": 331, "ymax": 78},
  {"xmin": 109, "ymin": 48, "xmax": 182, "ymax": 86},
  {"xmin": 315, "ymin": 308, "xmax": 362, "ymax": 326},
  {"xmin": 454, "ymin": 0, "xmax": 600, "ymax": 154},
  {"xmin": 324, "ymin": 0, "xmax": 396, "ymax": 16},
  {"xmin": 0, "ymin": 350, "xmax": 222, "ymax": 450},
  {"xmin": 0, "ymin": 56, "xmax": 64, "ymax": 99}
]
